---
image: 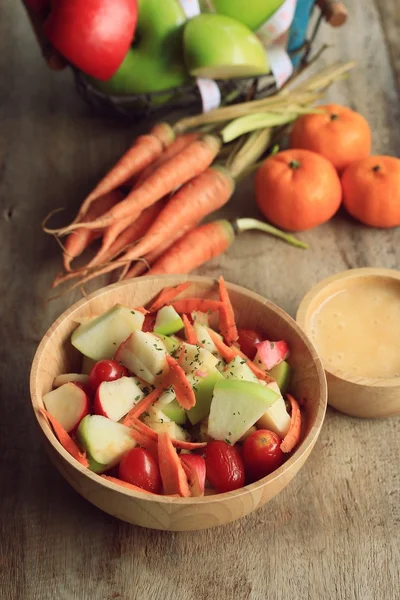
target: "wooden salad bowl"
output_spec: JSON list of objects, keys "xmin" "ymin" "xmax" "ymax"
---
[{"xmin": 30, "ymin": 275, "xmax": 327, "ymax": 531}]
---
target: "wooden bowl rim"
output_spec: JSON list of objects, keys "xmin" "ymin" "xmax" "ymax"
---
[
  {"xmin": 296, "ymin": 267, "xmax": 400, "ymax": 388},
  {"xmin": 30, "ymin": 274, "xmax": 327, "ymax": 505}
]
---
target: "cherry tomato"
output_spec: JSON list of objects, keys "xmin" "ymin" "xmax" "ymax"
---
[
  {"xmin": 205, "ymin": 440, "xmax": 245, "ymax": 493},
  {"xmin": 118, "ymin": 448, "xmax": 161, "ymax": 494},
  {"xmin": 237, "ymin": 328, "xmax": 264, "ymax": 360},
  {"xmin": 88, "ymin": 359, "xmax": 129, "ymax": 391},
  {"xmin": 242, "ymin": 429, "xmax": 284, "ymax": 483}
]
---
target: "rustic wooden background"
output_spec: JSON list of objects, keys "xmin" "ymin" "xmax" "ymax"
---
[{"xmin": 1, "ymin": 1, "xmax": 399, "ymax": 599}]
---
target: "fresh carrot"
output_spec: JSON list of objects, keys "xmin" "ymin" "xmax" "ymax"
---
[
  {"xmin": 146, "ymin": 220, "xmax": 235, "ymax": 276},
  {"xmin": 182, "ymin": 314, "xmax": 198, "ymax": 345},
  {"xmin": 133, "ymin": 132, "xmax": 200, "ymax": 189},
  {"xmin": 73, "ymin": 122, "xmax": 174, "ymax": 223},
  {"xmin": 123, "ymin": 220, "xmax": 202, "ymax": 279},
  {"xmin": 86, "ymin": 198, "xmax": 167, "ymax": 270},
  {"xmin": 218, "ymin": 275, "xmax": 238, "ymax": 344},
  {"xmin": 101, "ymin": 475, "xmax": 157, "ymax": 495},
  {"xmin": 170, "ymin": 298, "xmax": 223, "ymax": 314},
  {"xmin": 62, "ymin": 189, "xmax": 123, "ymax": 272},
  {"xmin": 122, "ymin": 385, "xmax": 166, "ymax": 423},
  {"xmin": 39, "ymin": 408, "xmax": 89, "ymax": 467},
  {"xmin": 158, "ymin": 432, "xmax": 191, "ymax": 497},
  {"xmin": 166, "ymin": 354, "xmax": 196, "ymax": 409},
  {"xmin": 148, "ymin": 282, "xmax": 192, "ymax": 312},
  {"xmin": 280, "ymin": 394, "xmax": 302, "ymax": 453},
  {"xmin": 206, "ymin": 328, "xmax": 237, "ymax": 362},
  {"xmin": 53, "ymin": 135, "xmax": 221, "ymax": 236},
  {"xmin": 127, "ymin": 428, "xmax": 158, "ymax": 460},
  {"xmin": 126, "ymin": 416, "xmax": 206, "ymax": 450}
]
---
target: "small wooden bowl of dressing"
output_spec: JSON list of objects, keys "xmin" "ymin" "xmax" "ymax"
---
[{"xmin": 297, "ymin": 268, "xmax": 400, "ymax": 419}]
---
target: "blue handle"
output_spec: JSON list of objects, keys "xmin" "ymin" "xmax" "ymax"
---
[{"xmin": 287, "ymin": 0, "xmax": 316, "ymax": 68}]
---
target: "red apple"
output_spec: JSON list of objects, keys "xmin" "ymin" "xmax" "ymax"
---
[
  {"xmin": 44, "ymin": 0, "xmax": 138, "ymax": 80},
  {"xmin": 180, "ymin": 454, "xmax": 206, "ymax": 496},
  {"xmin": 43, "ymin": 382, "xmax": 90, "ymax": 433},
  {"xmin": 254, "ymin": 340, "xmax": 289, "ymax": 371},
  {"xmin": 93, "ymin": 376, "xmax": 144, "ymax": 422},
  {"xmin": 24, "ymin": 0, "xmax": 50, "ymax": 13}
]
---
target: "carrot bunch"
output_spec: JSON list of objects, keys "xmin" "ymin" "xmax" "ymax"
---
[{"xmin": 42, "ymin": 61, "xmax": 355, "ymax": 293}]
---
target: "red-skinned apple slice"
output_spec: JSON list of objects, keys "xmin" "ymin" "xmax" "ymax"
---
[
  {"xmin": 180, "ymin": 454, "xmax": 206, "ymax": 497},
  {"xmin": 254, "ymin": 340, "xmax": 289, "ymax": 371},
  {"xmin": 53, "ymin": 373, "xmax": 89, "ymax": 388},
  {"xmin": 43, "ymin": 382, "xmax": 90, "ymax": 433},
  {"xmin": 44, "ymin": 0, "xmax": 138, "ymax": 80},
  {"xmin": 93, "ymin": 376, "xmax": 144, "ymax": 422}
]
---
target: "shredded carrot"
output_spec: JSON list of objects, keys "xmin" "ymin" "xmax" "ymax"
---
[
  {"xmin": 233, "ymin": 348, "xmax": 275, "ymax": 383},
  {"xmin": 125, "ymin": 416, "xmax": 206, "ymax": 450},
  {"xmin": 170, "ymin": 298, "xmax": 223, "ymax": 314},
  {"xmin": 101, "ymin": 475, "xmax": 156, "ymax": 495},
  {"xmin": 39, "ymin": 408, "xmax": 88, "ymax": 467},
  {"xmin": 182, "ymin": 314, "xmax": 199, "ymax": 345},
  {"xmin": 218, "ymin": 275, "xmax": 238, "ymax": 344},
  {"xmin": 127, "ymin": 428, "xmax": 158, "ymax": 460},
  {"xmin": 158, "ymin": 432, "xmax": 191, "ymax": 497},
  {"xmin": 148, "ymin": 282, "xmax": 191, "ymax": 312},
  {"xmin": 132, "ymin": 306, "xmax": 149, "ymax": 315},
  {"xmin": 166, "ymin": 355, "xmax": 196, "ymax": 410},
  {"xmin": 280, "ymin": 394, "xmax": 302, "ymax": 453},
  {"xmin": 206, "ymin": 328, "xmax": 236, "ymax": 362},
  {"xmin": 122, "ymin": 386, "xmax": 166, "ymax": 423},
  {"xmin": 146, "ymin": 219, "xmax": 235, "ymax": 276}
]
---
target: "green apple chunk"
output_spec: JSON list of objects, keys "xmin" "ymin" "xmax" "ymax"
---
[
  {"xmin": 183, "ymin": 14, "xmax": 269, "ymax": 79},
  {"xmin": 162, "ymin": 400, "xmax": 187, "ymax": 424},
  {"xmin": 154, "ymin": 334, "xmax": 180, "ymax": 355},
  {"xmin": 148, "ymin": 420, "xmax": 188, "ymax": 441},
  {"xmin": 268, "ymin": 360, "xmax": 292, "ymax": 395},
  {"xmin": 224, "ymin": 355, "xmax": 261, "ymax": 384},
  {"xmin": 179, "ymin": 343, "xmax": 219, "ymax": 375},
  {"xmin": 256, "ymin": 382, "xmax": 291, "ymax": 437},
  {"xmin": 193, "ymin": 322, "xmax": 221, "ymax": 358},
  {"xmin": 210, "ymin": 0, "xmax": 285, "ymax": 31},
  {"xmin": 71, "ymin": 305, "xmax": 144, "ymax": 361},
  {"xmin": 77, "ymin": 415, "xmax": 135, "ymax": 473},
  {"xmin": 186, "ymin": 371, "xmax": 224, "ymax": 425},
  {"xmin": 208, "ymin": 379, "xmax": 279, "ymax": 445},
  {"xmin": 154, "ymin": 305, "xmax": 184, "ymax": 336},
  {"xmin": 115, "ymin": 331, "xmax": 168, "ymax": 385}
]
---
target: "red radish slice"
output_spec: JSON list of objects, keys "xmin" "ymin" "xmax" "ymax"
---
[
  {"xmin": 93, "ymin": 376, "xmax": 144, "ymax": 421},
  {"xmin": 42, "ymin": 382, "xmax": 90, "ymax": 433},
  {"xmin": 158, "ymin": 432, "xmax": 190, "ymax": 497},
  {"xmin": 39, "ymin": 408, "xmax": 89, "ymax": 467},
  {"xmin": 53, "ymin": 373, "xmax": 89, "ymax": 388},
  {"xmin": 254, "ymin": 340, "xmax": 289, "ymax": 371},
  {"xmin": 180, "ymin": 454, "xmax": 206, "ymax": 497}
]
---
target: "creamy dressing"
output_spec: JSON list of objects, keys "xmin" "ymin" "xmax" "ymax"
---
[{"xmin": 308, "ymin": 277, "xmax": 400, "ymax": 379}]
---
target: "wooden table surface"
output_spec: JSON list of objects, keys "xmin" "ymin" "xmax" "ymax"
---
[{"xmin": 1, "ymin": 2, "xmax": 399, "ymax": 599}]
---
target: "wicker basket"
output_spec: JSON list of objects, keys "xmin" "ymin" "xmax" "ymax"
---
[{"xmin": 24, "ymin": 0, "xmax": 348, "ymax": 121}]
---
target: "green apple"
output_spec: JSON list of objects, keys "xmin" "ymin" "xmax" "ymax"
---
[
  {"xmin": 268, "ymin": 360, "xmax": 292, "ymax": 395},
  {"xmin": 186, "ymin": 370, "xmax": 224, "ymax": 425},
  {"xmin": 162, "ymin": 399, "xmax": 187, "ymax": 425},
  {"xmin": 256, "ymin": 381, "xmax": 291, "ymax": 437},
  {"xmin": 147, "ymin": 420, "xmax": 188, "ymax": 442},
  {"xmin": 210, "ymin": 0, "xmax": 285, "ymax": 31},
  {"xmin": 89, "ymin": 0, "xmax": 188, "ymax": 96},
  {"xmin": 115, "ymin": 330, "xmax": 168, "ymax": 385},
  {"xmin": 179, "ymin": 342, "xmax": 220, "ymax": 375},
  {"xmin": 71, "ymin": 305, "xmax": 144, "ymax": 361},
  {"xmin": 77, "ymin": 415, "xmax": 135, "ymax": 473},
  {"xmin": 154, "ymin": 305, "xmax": 184, "ymax": 336},
  {"xmin": 153, "ymin": 333, "xmax": 181, "ymax": 355},
  {"xmin": 224, "ymin": 355, "xmax": 261, "ymax": 384},
  {"xmin": 183, "ymin": 14, "xmax": 270, "ymax": 79},
  {"xmin": 208, "ymin": 379, "xmax": 279, "ymax": 444}
]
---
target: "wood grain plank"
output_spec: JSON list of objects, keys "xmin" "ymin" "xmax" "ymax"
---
[{"xmin": 1, "ymin": 0, "xmax": 399, "ymax": 599}]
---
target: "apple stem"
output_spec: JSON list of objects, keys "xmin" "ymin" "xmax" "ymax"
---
[{"xmin": 234, "ymin": 218, "xmax": 308, "ymax": 249}]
